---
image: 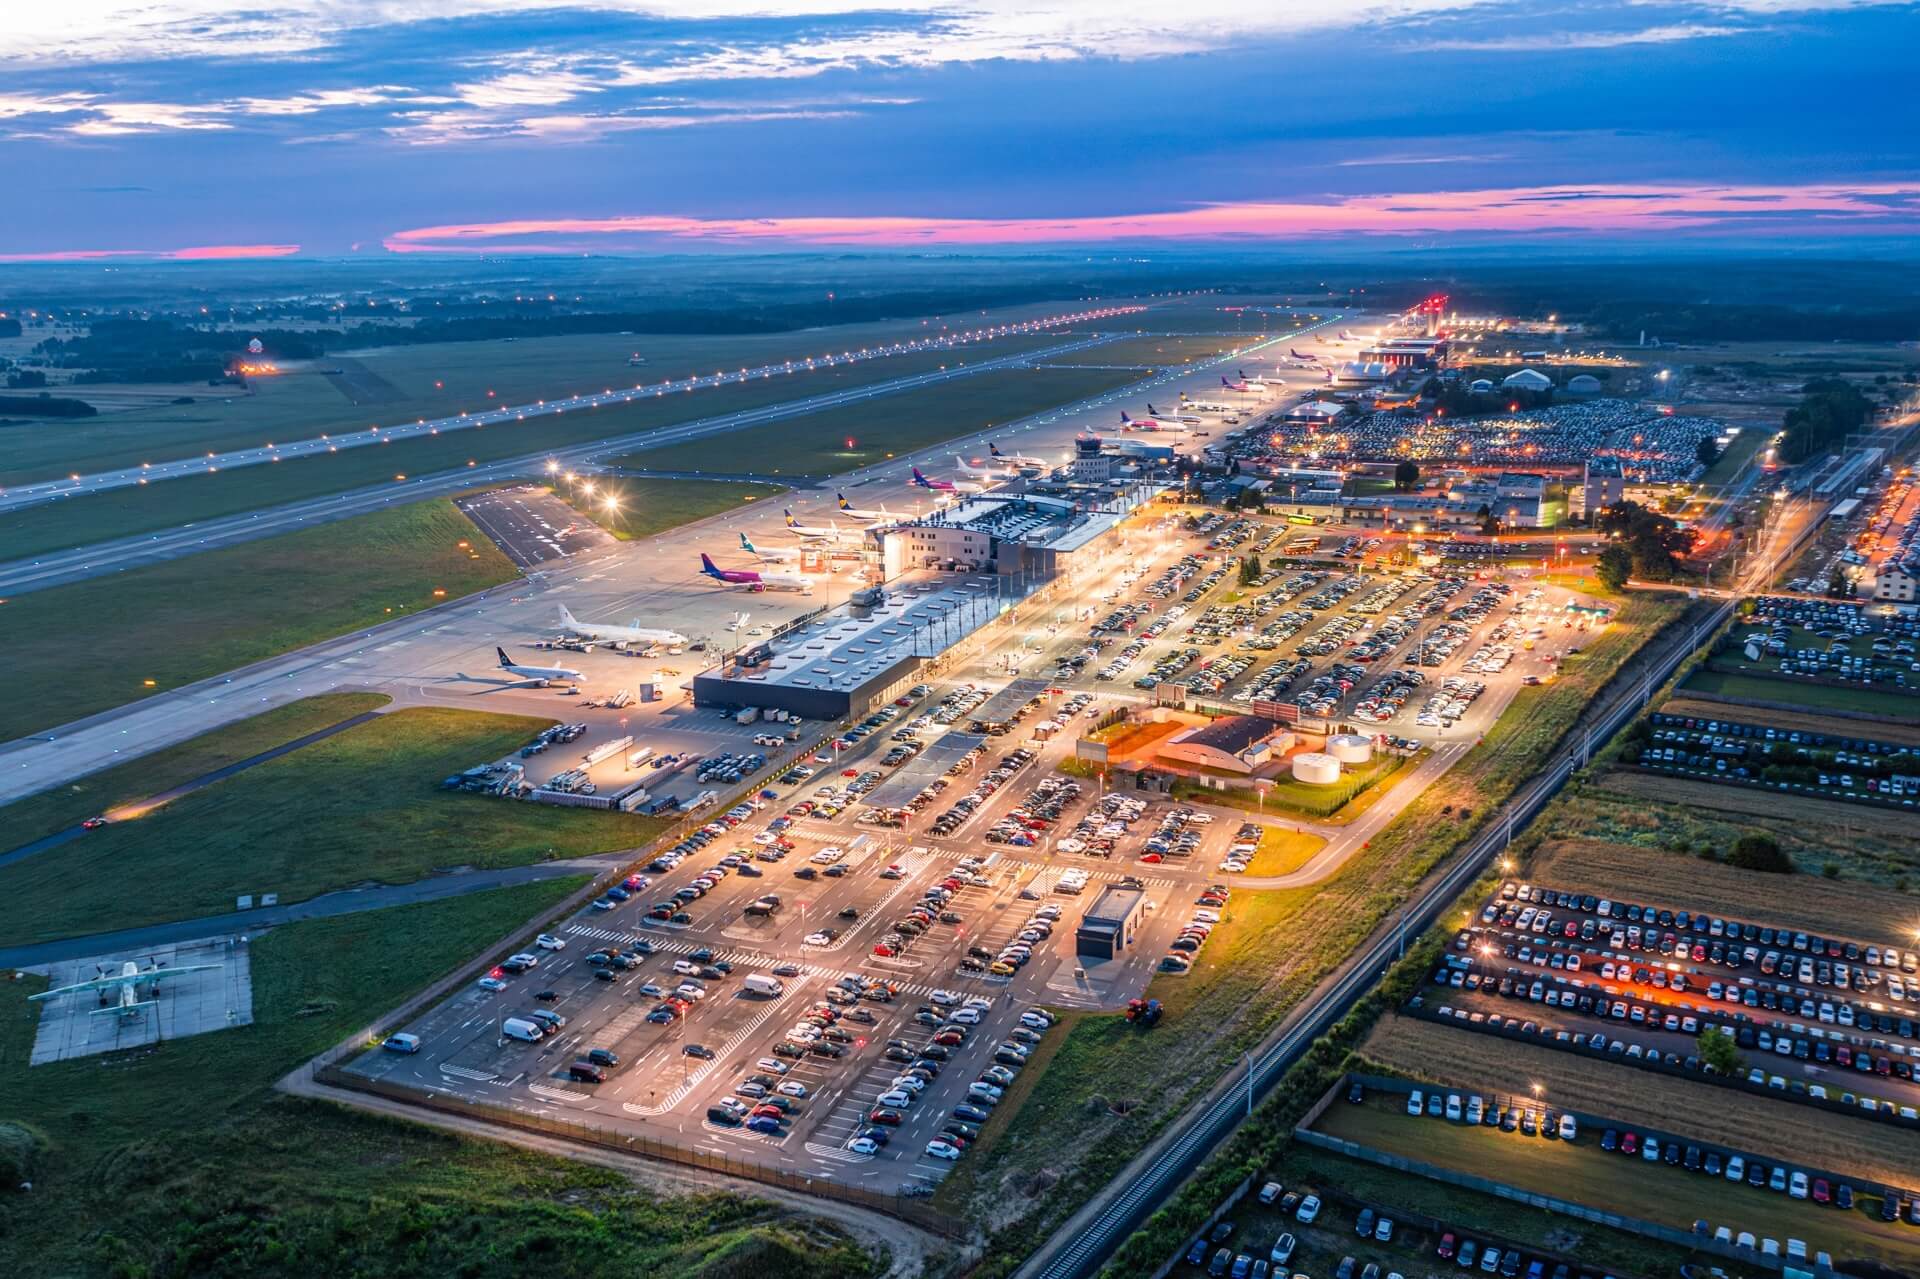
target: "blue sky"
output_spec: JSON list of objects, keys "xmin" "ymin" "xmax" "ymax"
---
[{"xmin": 3, "ymin": 1, "xmax": 1917, "ymax": 257}]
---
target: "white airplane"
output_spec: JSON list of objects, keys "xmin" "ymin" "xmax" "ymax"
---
[
  {"xmin": 834, "ymin": 492, "xmax": 897, "ymax": 522},
  {"xmin": 1147, "ymin": 402, "xmax": 1204, "ymax": 425},
  {"xmin": 782, "ymin": 508, "xmax": 867, "ymax": 543},
  {"xmin": 700, "ymin": 554, "xmax": 812, "ymax": 594},
  {"xmin": 989, "ymin": 442, "xmax": 1047, "ymax": 468},
  {"xmin": 739, "ymin": 532, "xmax": 802, "ymax": 563},
  {"xmin": 30, "ymin": 958, "xmax": 224, "ymax": 1018},
  {"xmin": 910, "ymin": 465, "xmax": 985, "ymax": 495},
  {"xmin": 952, "ymin": 453, "xmax": 1010, "ymax": 480},
  {"xmin": 1180, "ymin": 399, "xmax": 1237, "ymax": 415},
  {"xmin": 495, "ymin": 646, "xmax": 583, "ymax": 686},
  {"xmin": 555, "ymin": 605, "xmax": 686, "ymax": 649}
]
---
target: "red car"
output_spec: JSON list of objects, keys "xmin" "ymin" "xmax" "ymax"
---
[
  {"xmin": 1621, "ymin": 1132, "xmax": 1639, "ymax": 1155},
  {"xmin": 81, "ymin": 816, "xmax": 108, "ymax": 830},
  {"xmin": 1813, "ymin": 1178, "xmax": 1831, "ymax": 1204},
  {"xmin": 872, "ymin": 943, "xmax": 896, "ymax": 957},
  {"xmin": 868, "ymin": 1108, "xmax": 904, "ymax": 1126},
  {"xmin": 1436, "ymin": 1233, "xmax": 1456, "ymax": 1260}
]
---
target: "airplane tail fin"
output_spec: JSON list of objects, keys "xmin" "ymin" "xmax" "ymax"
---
[
  {"xmin": 990, "ymin": 443, "xmax": 1002, "ymax": 456},
  {"xmin": 783, "ymin": 508, "xmax": 796, "ymax": 524},
  {"xmin": 558, "ymin": 604, "xmax": 577, "ymax": 626},
  {"xmin": 700, "ymin": 554, "xmax": 720, "ymax": 574},
  {"xmin": 496, "ymin": 646, "xmax": 512, "ymax": 666},
  {"xmin": 837, "ymin": 492, "xmax": 850, "ymax": 509},
  {"xmin": 1119, "ymin": 412, "xmax": 1131, "ymax": 423},
  {"xmin": 739, "ymin": 533, "xmax": 753, "ymax": 550}
]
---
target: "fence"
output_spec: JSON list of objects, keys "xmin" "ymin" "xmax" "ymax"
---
[
  {"xmin": 1314, "ymin": 1071, "xmax": 1878, "ymax": 1271},
  {"xmin": 1401, "ymin": 995, "xmax": 1920, "ymax": 1138},
  {"xmin": 312, "ymin": 1061, "xmax": 966, "ymax": 1238}
]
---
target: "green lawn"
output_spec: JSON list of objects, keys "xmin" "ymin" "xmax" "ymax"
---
[
  {"xmin": 1683, "ymin": 665, "xmax": 1919, "ymax": 717},
  {"xmin": 0, "ymin": 692, "xmax": 388, "ymax": 846},
  {"xmin": 1314, "ymin": 1097, "xmax": 1920, "ymax": 1271},
  {"xmin": 550, "ymin": 476, "xmax": 784, "ymax": 540},
  {"xmin": 0, "ymin": 882, "xmax": 880, "ymax": 1279},
  {"xmin": 616, "ymin": 365, "xmax": 1146, "ymax": 477},
  {"xmin": 0, "ymin": 323, "xmax": 1078, "ymax": 486},
  {"xmin": 1242, "ymin": 826, "xmax": 1327, "ymax": 877},
  {"xmin": 0, "ymin": 343, "xmax": 1066, "ymax": 559},
  {"xmin": 0, "ymin": 499, "xmax": 518, "ymax": 743},
  {"xmin": 0, "ymin": 707, "xmax": 668, "ymax": 946},
  {"xmin": 1042, "ymin": 334, "xmax": 1254, "ymax": 367},
  {"xmin": 1699, "ymin": 425, "xmax": 1770, "ymax": 488},
  {"xmin": 1172, "ymin": 753, "xmax": 1410, "ymax": 821}
]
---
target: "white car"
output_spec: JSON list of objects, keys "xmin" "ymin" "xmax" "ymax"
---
[
  {"xmin": 963, "ymin": 996, "xmax": 994, "ymax": 1011},
  {"xmin": 776, "ymin": 1080, "xmax": 809, "ymax": 1098},
  {"xmin": 756, "ymin": 1057, "xmax": 790, "ymax": 1075},
  {"xmin": 949, "ymin": 1007, "xmax": 983, "ymax": 1025},
  {"xmin": 877, "ymin": 1089, "xmax": 915, "ymax": 1108},
  {"xmin": 535, "ymin": 934, "xmax": 567, "ymax": 951},
  {"xmin": 804, "ymin": 931, "xmax": 834, "ymax": 947},
  {"xmin": 673, "ymin": 960, "xmax": 700, "ymax": 975},
  {"xmin": 1296, "ymin": 1194, "xmax": 1321, "ymax": 1224},
  {"xmin": 1019, "ymin": 1012, "xmax": 1051, "ymax": 1031},
  {"xmin": 846, "ymin": 1137, "xmax": 881, "ymax": 1156},
  {"xmin": 889, "ymin": 1076, "xmax": 926, "ymax": 1093},
  {"xmin": 506, "ymin": 952, "xmax": 539, "ymax": 968},
  {"xmin": 924, "ymin": 1140, "xmax": 962, "ymax": 1160},
  {"xmin": 476, "ymin": 976, "xmax": 508, "ymax": 992},
  {"xmin": 930, "ymin": 989, "xmax": 961, "ymax": 1006},
  {"xmin": 787, "ymin": 1025, "xmax": 821, "ymax": 1042}
]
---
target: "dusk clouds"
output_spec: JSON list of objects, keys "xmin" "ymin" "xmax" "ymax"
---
[{"xmin": 3, "ymin": 1, "xmax": 1916, "ymax": 256}]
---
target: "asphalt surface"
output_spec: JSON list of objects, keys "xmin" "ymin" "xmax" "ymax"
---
[{"xmin": 455, "ymin": 486, "xmax": 618, "ymax": 570}]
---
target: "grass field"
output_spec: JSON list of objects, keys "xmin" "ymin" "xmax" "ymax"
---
[
  {"xmin": 1699, "ymin": 426, "xmax": 1770, "ymax": 488},
  {"xmin": 548, "ymin": 476, "xmax": 783, "ymax": 539},
  {"xmin": 0, "ymin": 882, "xmax": 882, "ymax": 1279},
  {"xmin": 0, "ymin": 321, "xmax": 1082, "ymax": 485},
  {"xmin": 1242, "ymin": 826, "xmax": 1327, "ymax": 877},
  {"xmin": 0, "ymin": 342, "xmax": 1075, "ymax": 559},
  {"xmin": 615, "ymin": 364, "xmax": 1146, "ymax": 477},
  {"xmin": 0, "ymin": 693, "xmax": 388, "ymax": 846},
  {"xmin": 1315, "ymin": 1089, "xmax": 1920, "ymax": 1269},
  {"xmin": 935, "ymin": 592, "xmax": 1689, "ymax": 1248},
  {"xmin": 0, "ymin": 707, "xmax": 668, "ymax": 946},
  {"xmin": 1360, "ymin": 1013, "xmax": 1920, "ymax": 1191},
  {"xmin": 0, "ymin": 498, "xmax": 518, "ymax": 743},
  {"xmin": 1040, "ymin": 334, "xmax": 1256, "ymax": 368},
  {"xmin": 1681, "ymin": 666, "xmax": 1920, "ymax": 718}
]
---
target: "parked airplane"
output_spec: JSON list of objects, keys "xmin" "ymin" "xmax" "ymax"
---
[
  {"xmin": 555, "ymin": 605, "xmax": 687, "ymax": 649},
  {"xmin": 29, "ymin": 958, "xmax": 225, "ymax": 1018},
  {"xmin": 951, "ymin": 453, "xmax": 1008, "ymax": 480},
  {"xmin": 1180, "ymin": 399, "xmax": 1237, "ymax": 415},
  {"xmin": 1233, "ymin": 370, "xmax": 1275, "ymax": 391},
  {"xmin": 1118, "ymin": 411, "xmax": 1188, "ymax": 434},
  {"xmin": 783, "ymin": 508, "xmax": 866, "ymax": 543},
  {"xmin": 835, "ymin": 492, "xmax": 896, "ymax": 521},
  {"xmin": 1147, "ymin": 403, "xmax": 1204, "ymax": 425},
  {"xmin": 740, "ymin": 532, "xmax": 802, "ymax": 563},
  {"xmin": 700, "ymin": 554, "xmax": 812, "ymax": 593},
  {"xmin": 910, "ymin": 466, "xmax": 984, "ymax": 494},
  {"xmin": 990, "ymin": 442, "xmax": 1047, "ymax": 468},
  {"xmin": 496, "ymin": 647, "xmax": 584, "ymax": 686}
]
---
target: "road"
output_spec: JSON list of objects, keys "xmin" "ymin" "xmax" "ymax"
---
[{"xmin": 0, "ymin": 306, "xmax": 1141, "ymax": 514}]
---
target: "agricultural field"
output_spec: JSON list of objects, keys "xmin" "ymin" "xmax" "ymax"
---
[
  {"xmin": 1360, "ymin": 1013, "xmax": 1920, "ymax": 1191},
  {"xmin": 0, "ymin": 342, "xmax": 1078, "ymax": 559},
  {"xmin": 1311, "ymin": 1093, "xmax": 1920, "ymax": 1270},
  {"xmin": 0, "ymin": 319, "xmax": 1085, "ymax": 485},
  {"xmin": 0, "ymin": 498, "xmax": 517, "ymax": 743},
  {"xmin": 0, "ymin": 707, "xmax": 667, "ymax": 946},
  {"xmin": 616, "ymin": 364, "xmax": 1147, "ymax": 478},
  {"xmin": 0, "ymin": 881, "xmax": 883, "ymax": 1279},
  {"xmin": 1681, "ymin": 667, "xmax": 1920, "ymax": 718}
]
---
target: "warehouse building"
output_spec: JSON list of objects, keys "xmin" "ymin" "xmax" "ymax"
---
[
  {"xmin": 1075, "ymin": 885, "xmax": 1146, "ymax": 960},
  {"xmin": 1154, "ymin": 715, "xmax": 1293, "ymax": 775}
]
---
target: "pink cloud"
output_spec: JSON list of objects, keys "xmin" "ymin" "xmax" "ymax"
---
[
  {"xmin": 384, "ymin": 183, "xmax": 1920, "ymax": 250},
  {"xmin": 0, "ymin": 243, "xmax": 301, "ymax": 262}
]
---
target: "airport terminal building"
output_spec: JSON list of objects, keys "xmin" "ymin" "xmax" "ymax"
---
[{"xmin": 692, "ymin": 484, "xmax": 1162, "ymax": 721}]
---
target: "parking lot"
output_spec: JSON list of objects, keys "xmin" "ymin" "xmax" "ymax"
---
[
  {"xmin": 346, "ymin": 508, "xmax": 1609, "ymax": 1194},
  {"xmin": 1418, "ymin": 878, "xmax": 1920, "ymax": 1121}
]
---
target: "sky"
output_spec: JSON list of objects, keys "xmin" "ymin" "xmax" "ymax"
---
[{"xmin": 3, "ymin": 0, "xmax": 1917, "ymax": 258}]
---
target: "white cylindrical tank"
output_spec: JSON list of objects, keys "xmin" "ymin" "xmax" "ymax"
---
[
  {"xmin": 1326, "ymin": 734, "xmax": 1373, "ymax": 764},
  {"xmin": 1292, "ymin": 752, "xmax": 1341, "ymax": 785}
]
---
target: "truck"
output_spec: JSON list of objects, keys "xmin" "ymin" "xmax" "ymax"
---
[
  {"xmin": 627, "ymin": 745, "xmax": 654, "ymax": 769},
  {"xmin": 743, "ymin": 974, "xmax": 785, "ymax": 997},
  {"xmin": 735, "ymin": 707, "xmax": 761, "ymax": 725}
]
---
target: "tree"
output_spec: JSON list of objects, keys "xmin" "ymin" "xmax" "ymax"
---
[
  {"xmin": 1828, "ymin": 571, "xmax": 1851, "ymax": 599},
  {"xmin": 1393, "ymin": 460, "xmax": 1420, "ymax": 492},
  {"xmin": 1595, "ymin": 543, "xmax": 1633, "ymax": 592},
  {"xmin": 1698, "ymin": 1027, "xmax": 1743, "ymax": 1077},
  {"xmin": 1238, "ymin": 554, "xmax": 1262, "ymax": 586},
  {"xmin": 1725, "ymin": 833, "xmax": 1793, "ymax": 874},
  {"xmin": 1695, "ymin": 436, "xmax": 1721, "ymax": 466},
  {"xmin": 4, "ymin": 369, "xmax": 46, "ymax": 389},
  {"xmin": 1596, "ymin": 500, "xmax": 1695, "ymax": 580},
  {"xmin": 1476, "ymin": 503, "xmax": 1499, "ymax": 536}
]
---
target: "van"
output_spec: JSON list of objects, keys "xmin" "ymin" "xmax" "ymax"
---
[
  {"xmin": 568, "ymin": 1061, "xmax": 607, "ymax": 1083},
  {"xmin": 383, "ymin": 1032, "xmax": 422, "ymax": 1054},
  {"xmin": 502, "ymin": 1017, "xmax": 545, "ymax": 1043},
  {"xmin": 744, "ymin": 974, "xmax": 785, "ymax": 997},
  {"xmin": 526, "ymin": 1008, "xmax": 566, "ymax": 1031}
]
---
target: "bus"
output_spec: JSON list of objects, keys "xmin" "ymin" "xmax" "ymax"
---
[{"xmin": 1286, "ymin": 513, "xmax": 1319, "ymax": 526}]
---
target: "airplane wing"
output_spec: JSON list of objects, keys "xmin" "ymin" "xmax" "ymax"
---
[{"xmin": 30, "ymin": 961, "xmax": 224, "ymax": 1001}]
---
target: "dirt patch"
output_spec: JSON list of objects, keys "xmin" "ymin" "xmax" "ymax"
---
[
  {"xmin": 1661, "ymin": 695, "xmax": 1920, "ymax": 749},
  {"xmin": 1360, "ymin": 1013, "xmax": 1920, "ymax": 1187},
  {"xmin": 323, "ymin": 357, "xmax": 409, "ymax": 406},
  {"xmin": 1529, "ymin": 835, "xmax": 1919, "ymax": 945}
]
